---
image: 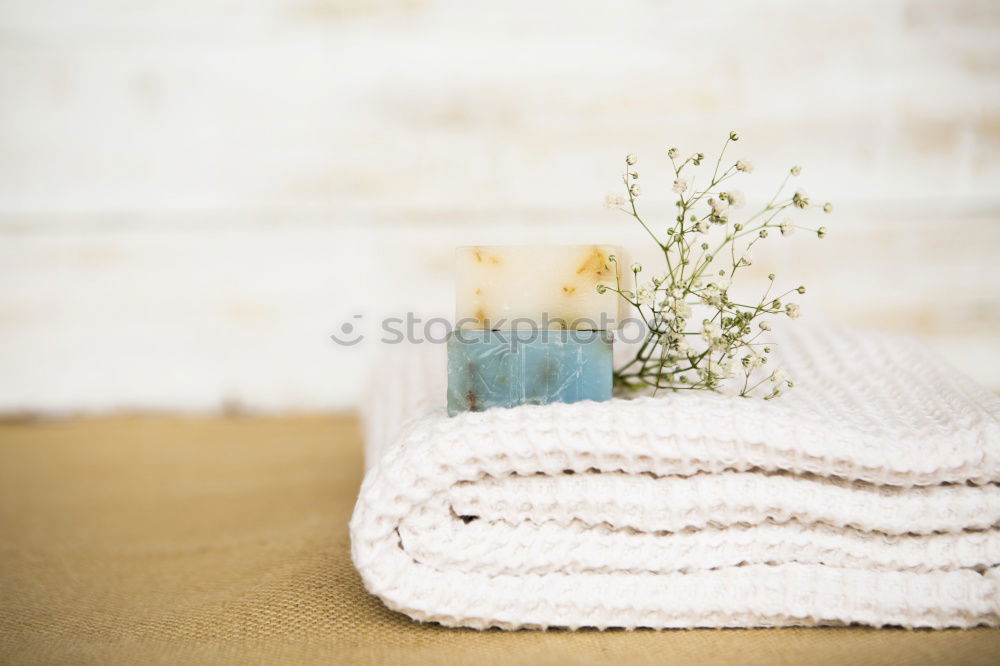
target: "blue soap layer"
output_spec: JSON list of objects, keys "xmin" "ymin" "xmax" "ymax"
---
[{"xmin": 447, "ymin": 330, "xmax": 612, "ymax": 416}]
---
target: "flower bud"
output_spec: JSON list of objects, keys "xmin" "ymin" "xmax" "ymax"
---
[
  {"xmin": 630, "ymin": 262, "xmax": 642, "ymax": 273},
  {"xmin": 729, "ymin": 131, "xmax": 739, "ymax": 141},
  {"xmin": 625, "ymin": 153, "xmax": 637, "ymax": 166},
  {"xmin": 817, "ymin": 226, "xmax": 828, "ymax": 239}
]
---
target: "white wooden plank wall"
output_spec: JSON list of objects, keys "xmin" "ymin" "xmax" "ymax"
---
[{"xmin": 1, "ymin": 0, "xmax": 998, "ymax": 413}]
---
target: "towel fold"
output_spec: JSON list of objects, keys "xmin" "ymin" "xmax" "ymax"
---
[{"xmin": 350, "ymin": 325, "xmax": 1000, "ymax": 629}]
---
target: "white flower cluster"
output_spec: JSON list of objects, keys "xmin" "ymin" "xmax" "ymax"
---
[{"xmin": 604, "ymin": 131, "xmax": 832, "ymax": 398}]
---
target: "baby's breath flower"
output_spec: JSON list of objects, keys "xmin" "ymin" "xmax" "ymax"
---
[
  {"xmin": 823, "ymin": 202, "xmax": 833, "ymax": 213},
  {"xmin": 701, "ymin": 284, "xmax": 723, "ymax": 308},
  {"xmin": 630, "ymin": 171, "xmax": 639, "ymax": 180},
  {"xmin": 629, "ymin": 184, "xmax": 641, "ymax": 197},
  {"xmin": 759, "ymin": 321, "xmax": 771, "ymax": 331},
  {"xmin": 667, "ymin": 147, "xmax": 679, "ymax": 159},
  {"xmin": 631, "ymin": 262, "xmax": 642, "ymax": 273},
  {"xmin": 596, "ymin": 284, "xmax": 608, "ymax": 294},
  {"xmin": 636, "ymin": 287, "xmax": 654, "ymax": 306},
  {"xmin": 770, "ymin": 368, "xmax": 787, "ymax": 383},
  {"xmin": 605, "ymin": 193, "xmax": 625, "ymax": 207},
  {"xmin": 672, "ymin": 178, "xmax": 688, "ymax": 194},
  {"xmin": 692, "ymin": 152, "xmax": 704, "ymax": 165},
  {"xmin": 696, "ymin": 220, "xmax": 711, "ymax": 233},
  {"xmin": 790, "ymin": 165, "xmax": 802, "ymax": 176},
  {"xmin": 779, "ymin": 219, "xmax": 794, "ymax": 236},
  {"xmin": 793, "ymin": 189, "xmax": 810, "ymax": 209},
  {"xmin": 742, "ymin": 352, "xmax": 765, "ymax": 369},
  {"xmin": 785, "ymin": 302, "xmax": 801, "ymax": 319},
  {"xmin": 672, "ymin": 299, "xmax": 692, "ymax": 318},
  {"xmin": 729, "ymin": 131, "xmax": 739, "ymax": 141},
  {"xmin": 709, "ymin": 198, "xmax": 729, "ymax": 223},
  {"xmin": 817, "ymin": 226, "xmax": 828, "ymax": 239},
  {"xmin": 702, "ymin": 320, "xmax": 722, "ymax": 342},
  {"xmin": 671, "ymin": 333, "xmax": 689, "ymax": 354},
  {"xmin": 735, "ymin": 159, "xmax": 754, "ymax": 173},
  {"xmin": 796, "ymin": 286, "xmax": 806, "ymax": 294},
  {"xmin": 699, "ymin": 362, "xmax": 720, "ymax": 381},
  {"xmin": 625, "ymin": 153, "xmax": 636, "ymax": 166},
  {"xmin": 725, "ymin": 189, "xmax": 746, "ymax": 209}
]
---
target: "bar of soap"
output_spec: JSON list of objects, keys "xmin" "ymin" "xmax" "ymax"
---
[
  {"xmin": 456, "ymin": 245, "xmax": 623, "ymax": 330},
  {"xmin": 447, "ymin": 330, "xmax": 612, "ymax": 416}
]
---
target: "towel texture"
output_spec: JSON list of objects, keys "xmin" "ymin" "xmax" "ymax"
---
[{"xmin": 350, "ymin": 325, "xmax": 1000, "ymax": 629}]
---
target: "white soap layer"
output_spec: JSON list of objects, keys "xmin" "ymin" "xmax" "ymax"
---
[{"xmin": 455, "ymin": 245, "xmax": 624, "ymax": 329}]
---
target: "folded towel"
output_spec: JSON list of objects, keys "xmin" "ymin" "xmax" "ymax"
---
[{"xmin": 350, "ymin": 325, "xmax": 1000, "ymax": 629}]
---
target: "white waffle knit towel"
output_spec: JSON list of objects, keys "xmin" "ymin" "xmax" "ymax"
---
[{"xmin": 350, "ymin": 325, "xmax": 1000, "ymax": 629}]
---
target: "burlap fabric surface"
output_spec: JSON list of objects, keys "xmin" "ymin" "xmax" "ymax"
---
[{"xmin": 1, "ymin": 416, "xmax": 997, "ymax": 665}]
